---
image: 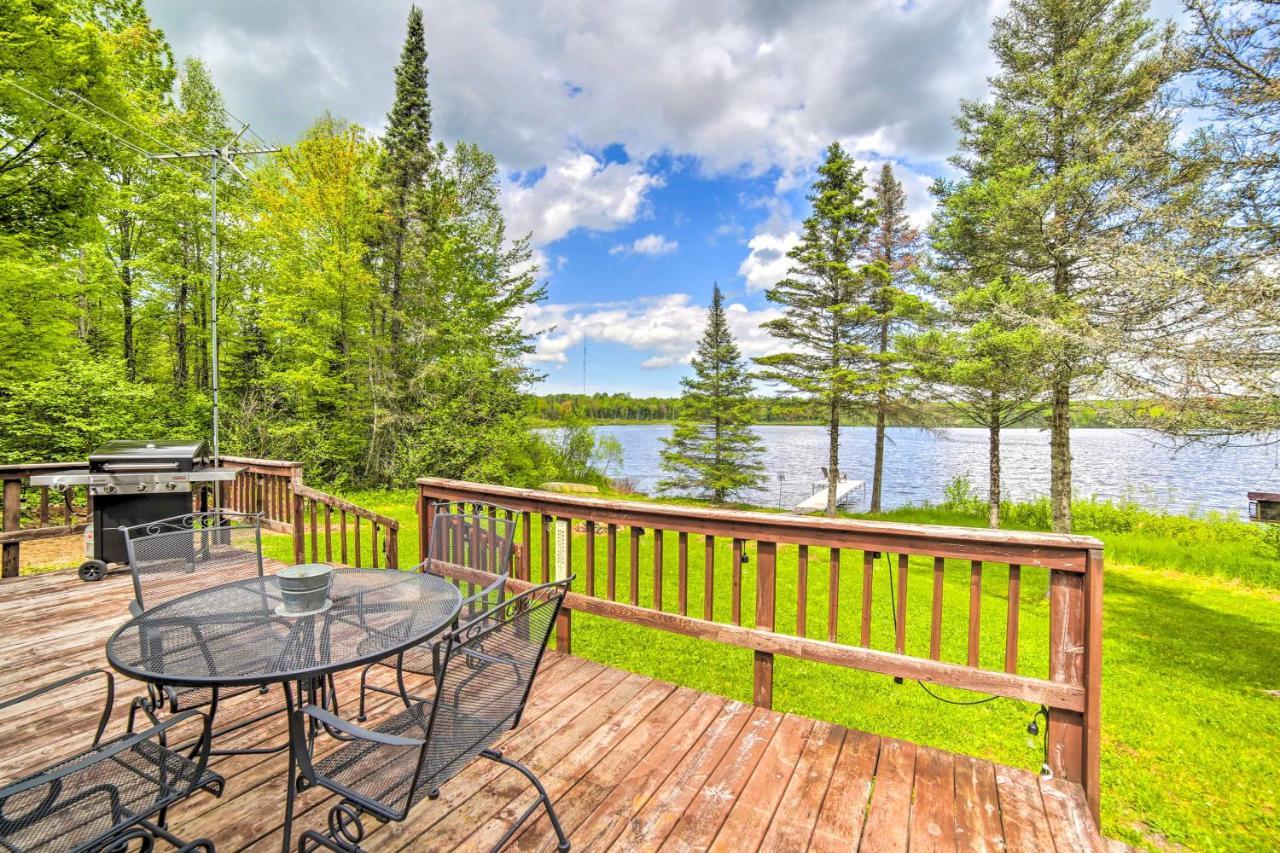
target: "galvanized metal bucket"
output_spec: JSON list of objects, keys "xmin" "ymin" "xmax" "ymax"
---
[{"xmin": 276, "ymin": 563, "xmax": 333, "ymax": 616}]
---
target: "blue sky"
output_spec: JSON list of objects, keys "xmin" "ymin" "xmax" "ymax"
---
[{"xmin": 148, "ymin": 0, "xmax": 1185, "ymax": 395}]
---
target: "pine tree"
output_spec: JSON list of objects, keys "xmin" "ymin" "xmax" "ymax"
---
[
  {"xmin": 660, "ymin": 284, "xmax": 765, "ymax": 504},
  {"xmin": 866, "ymin": 163, "xmax": 928, "ymax": 513},
  {"xmin": 932, "ymin": 0, "xmax": 1220, "ymax": 532},
  {"xmin": 755, "ymin": 142, "xmax": 879, "ymax": 515}
]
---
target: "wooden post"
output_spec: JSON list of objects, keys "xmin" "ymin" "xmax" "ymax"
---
[
  {"xmin": 1046, "ymin": 568, "xmax": 1086, "ymax": 794},
  {"xmin": 1083, "ymin": 549, "xmax": 1104, "ymax": 822},
  {"xmin": 556, "ymin": 607, "xmax": 573, "ymax": 655},
  {"xmin": 2, "ymin": 478, "xmax": 20, "ymax": 578},
  {"xmin": 753, "ymin": 541, "xmax": 777, "ymax": 708},
  {"xmin": 291, "ymin": 492, "xmax": 305, "ymax": 565},
  {"xmin": 420, "ymin": 493, "xmax": 435, "ymax": 565}
]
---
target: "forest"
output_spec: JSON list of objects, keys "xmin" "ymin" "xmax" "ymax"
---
[{"xmin": 0, "ymin": 1, "xmax": 550, "ymax": 488}]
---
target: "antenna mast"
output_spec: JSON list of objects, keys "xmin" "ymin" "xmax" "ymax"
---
[{"xmin": 149, "ymin": 126, "xmax": 278, "ymax": 483}]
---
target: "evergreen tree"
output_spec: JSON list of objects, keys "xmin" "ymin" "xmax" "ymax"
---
[
  {"xmin": 866, "ymin": 163, "xmax": 928, "ymax": 513},
  {"xmin": 755, "ymin": 142, "xmax": 880, "ymax": 515},
  {"xmin": 906, "ymin": 276, "xmax": 1047, "ymax": 528},
  {"xmin": 932, "ymin": 0, "xmax": 1221, "ymax": 532},
  {"xmin": 660, "ymin": 284, "xmax": 765, "ymax": 503}
]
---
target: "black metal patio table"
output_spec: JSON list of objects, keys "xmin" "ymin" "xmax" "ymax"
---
[{"xmin": 106, "ymin": 567, "xmax": 463, "ymax": 852}]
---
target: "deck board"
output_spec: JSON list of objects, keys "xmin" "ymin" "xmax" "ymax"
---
[{"xmin": 0, "ymin": 568, "xmax": 1107, "ymax": 851}]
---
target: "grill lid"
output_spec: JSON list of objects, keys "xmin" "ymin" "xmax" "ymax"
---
[{"xmin": 89, "ymin": 440, "xmax": 210, "ymax": 471}]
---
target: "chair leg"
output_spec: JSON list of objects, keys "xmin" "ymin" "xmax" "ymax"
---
[
  {"xmin": 357, "ymin": 663, "xmax": 373, "ymax": 722},
  {"xmin": 480, "ymin": 749, "xmax": 570, "ymax": 851}
]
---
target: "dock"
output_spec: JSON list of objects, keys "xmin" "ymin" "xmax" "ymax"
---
[{"xmin": 795, "ymin": 478, "xmax": 865, "ymax": 511}]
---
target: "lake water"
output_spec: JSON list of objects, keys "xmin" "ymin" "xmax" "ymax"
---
[{"xmin": 580, "ymin": 425, "xmax": 1280, "ymax": 517}]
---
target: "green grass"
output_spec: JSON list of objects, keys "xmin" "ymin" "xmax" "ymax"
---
[{"xmin": 37, "ymin": 489, "xmax": 1264, "ymax": 850}]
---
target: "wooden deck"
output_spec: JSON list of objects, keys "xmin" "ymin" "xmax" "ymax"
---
[{"xmin": 0, "ymin": 568, "xmax": 1107, "ymax": 851}]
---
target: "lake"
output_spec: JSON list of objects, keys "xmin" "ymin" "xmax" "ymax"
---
[{"xmin": 579, "ymin": 425, "xmax": 1280, "ymax": 517}]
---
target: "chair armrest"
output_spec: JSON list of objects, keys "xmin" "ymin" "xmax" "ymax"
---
[
  {"xmin": 297, "ymin": 704, "xmax": 423, "ymax": 748},
  {"xmin": 129, "ymin": 600, "xmax": 143, "ymax": 617},
  {"xmin": 0, "ymin": 709, "xmax": 210, "ymax": 802},
  {"xmin": 0, "ymin": 669, "xmax": 114, "ymax": 748}
]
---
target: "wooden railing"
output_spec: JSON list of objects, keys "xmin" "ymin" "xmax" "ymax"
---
[
  {"xmin": 290, "ymin": 483, "xmax": 399, "ymax": 570},
  {"xmin": 218, "ymin": 456, "xmax": 303, "ymax": 532},
  {"xmin": 0, "ymin": 463, "xmax": 92, "ymax": 578},
  {"xmin": 417, "ymin": 476, "xmax": 1104, "ymax": 820}
]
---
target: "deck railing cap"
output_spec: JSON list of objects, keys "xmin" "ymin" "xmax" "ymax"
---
[{"xmin": 415, "ymin": 477, "xmax": 1104, "ymax": 552}]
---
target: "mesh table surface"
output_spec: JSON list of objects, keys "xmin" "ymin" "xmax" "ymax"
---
[{"xmin": 107, "ymin": 569, "xmax": 462, "ymax": 687}]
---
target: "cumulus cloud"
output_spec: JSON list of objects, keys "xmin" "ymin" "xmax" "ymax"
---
[
  {"xmin": 738, "ymin": 231, "xmax": 799, "ymax": 292},
  {"xmin": 502, "ymin": 152, "xmax": 663, "ymax": 246},
  {"xmin": 521, "ymin": 293, "xmax": 785, "ymax": 366},
  {"xmin": 609, "ymin": 233, "xmax": 678, "ymax": 256},
  {"xmin": 149, "ymin": 0, "xmax": 1005, "ymax": 176}
]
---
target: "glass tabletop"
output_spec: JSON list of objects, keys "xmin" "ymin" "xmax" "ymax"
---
[{"xmin": 107, "ymin": 568, "xmax": 463, "ymax": 687}]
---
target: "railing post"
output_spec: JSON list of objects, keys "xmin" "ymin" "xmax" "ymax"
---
[
  {"xmin": 418, "ymin": 490, "xmax": 433, "ymax": 565},
  {"xmin": 1083, "ymin": 548, "xmax": 1104, "ymax": 823},
  {"xmin": 2, "ymin": 478, "xmax": 21, "ymax": 578},
  {"xmin": 1046, "ymin": 564, "xmax": 1086, "ymax": 793},
  {"xmin": 753, "ymin": 540, "xmax": 777, "ymax": 708},
  {"xmin": 291, "ymin": 492, "xmax": 305, "ymax": 565}
]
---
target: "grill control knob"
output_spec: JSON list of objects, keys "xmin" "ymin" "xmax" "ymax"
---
[
  {"xmin": 164, "ymin": 482, "xmax": 178, "ymax": 492},
  {"xmin": 135, "ymin": 483, "xmax": 147, "ymax": 492},
  {"xmin": 102, "ymin": 484, "xmax": 117, "ymax": 495}
]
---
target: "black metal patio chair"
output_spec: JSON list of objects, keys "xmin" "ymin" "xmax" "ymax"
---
[
  {"xmin": 355, "ymin": 502, "xmax": 516, "ymax": 720},
  {"xmin": 121, "ymin": 511, "xmax": 284, "ymax": 753},
  {"xmin": 0, "ymin": 668, "xmax": 223, "ymax": 852},
  {"xmin": 291, "ymin": 578, "xmax": 572, "ymax": 853}
]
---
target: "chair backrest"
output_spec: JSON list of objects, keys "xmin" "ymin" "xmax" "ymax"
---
[
  {"xmin": 420, "ymin": 578, "xmax": 569, "ymax": 790},
  {"xmin": 424, "ymin": 502, "xmax": 518, "ymax": 618},
  {"xmin": 121, "ymin": 511, "xmax": 264, "ymax": 612}
]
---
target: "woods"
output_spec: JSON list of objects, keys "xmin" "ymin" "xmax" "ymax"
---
[{"xmin": 0, "ymin": 2, "xmax": 544, "ymax": 488}]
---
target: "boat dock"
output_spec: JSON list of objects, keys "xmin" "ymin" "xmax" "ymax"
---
[{"xmin": 795, "ymin": 477, "xmax": 865, "ymax": 511}]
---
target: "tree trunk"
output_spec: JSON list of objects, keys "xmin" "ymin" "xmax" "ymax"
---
[
  {"xmin": 174, "ymin": 271, "xmax": 189, "ymax": 389},
  {"xmin": 988, "ymin": 415, "xmax": 1001, "ymax": 529},
  {"xmin": 872, "ymin": 393, "xmax": 886, "ymax": 513},
  {"xmin": 119, "ymin": 244, "xmax": 135, "ymax": 382},
  {"xmin": 1049, "ymin": 365, "xmax": 1073, "ymax": 532},
  {"xmin": 827, "ymin": 396, "xmax": 840, "ymax": 517}
]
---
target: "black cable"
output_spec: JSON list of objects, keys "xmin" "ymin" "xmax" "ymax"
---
[{"xmin": 883, "ymin": 552, "xmax": 1001, "ymax": 706}]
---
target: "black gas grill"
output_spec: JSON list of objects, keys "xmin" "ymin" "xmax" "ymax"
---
[{"xmin": 30, "ymin": 440, "xmax": 235, "ymax": 579}]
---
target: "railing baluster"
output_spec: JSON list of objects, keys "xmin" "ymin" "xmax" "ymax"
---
[
  {"xmin": 653, "ymin": 528, "xmax": 664, "ymax": 611},
  {"xmin": 607, "ymin": 523, "xmax": 617, "ymax": 600},
  {"xmin": 704, "ymin": 535, "xmax": 715, "ymax": 620},
  {"xmin": 324, "ymin": 505, "xmax": 332, "ymax": 562},
  {"xmin": 930, "ymin": 557, "xmax": 944, "ymax": 660},
  {"xmin": 731, "ymin": 538, "xmax": 743, "ymax": 625},
  {"xmin": 678, "ymin": 531, "xmax": 688, "ymax": 616},
  {"xmin": 828, "ymin": 548, "xmax": 840, "ymax": 643},
  {"xmin": 354, "ymin": 516, "xmax": 362, "ymax": 567},
  {"xmin": 797, "ymin": 544, "xmax": 809, "ymax": 637},
  {"xmin": 372, "ymin": 520, "xmax": 380, "ymax": 568},
  {"xmin": 754, "ymin": 540, "xmax": 777, "ymax": 708},
  {"xmin": 968, "ymin": 560, "xmax": 983, "ymax": 667},
  {"xmin": 629, "ymin": 525, "xmax": 641, "ymax": 605},
  {"xmin": 541, "ymin": 514, "xmax": 551, "ymax": 583},
  {"xmin": 861, "ymin": 551, "xmax": 874, "ymax": 647},
  {"xmin": 896, "ymin": 554, "xmax": 908, "ymax": 655},
  {"xmin": 521, "ymin": 513, "xmax": 532, "ymax": 581},
  {"xmin": 309, "ymin": 499, "xmax": 318, "ymax": 562},
  {"xmin": 340, "ymin": 509, "xmax": 348, "ymax": 564},
  {"xmin": 1005, "ymin": 564, "xmax": 1021, "ymax": 673},
  {"xmin": 585, "ymin": 520, "xmax": 596, "ymax": 597},
  {"xmin": 38, "ymin": 487, "xmax": 48, "ymax": 527}
]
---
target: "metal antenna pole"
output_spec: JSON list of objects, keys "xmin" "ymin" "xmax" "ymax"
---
[
  {"xmin": 149, "ymin": 130, "xmax": 277, "ymax": 489},
  {"xmin": 210, "ymin": 151, "xmax": 220, "ymax": 468}
]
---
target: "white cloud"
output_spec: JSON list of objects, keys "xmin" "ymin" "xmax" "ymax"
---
[
  {"xmin": 738, "ymin": 231, "xmax": 799, "ymax": 292},
  {"xmin": 502, "ymin": 151, "xmax": 663, "ymax": 246},
  {"xmin": 609, "ymin": 233, "xmax": 678, "ymax": 256},
  {"xmin": 521, "ymin": 293, "xmax": 785, "ymax": 367}
]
